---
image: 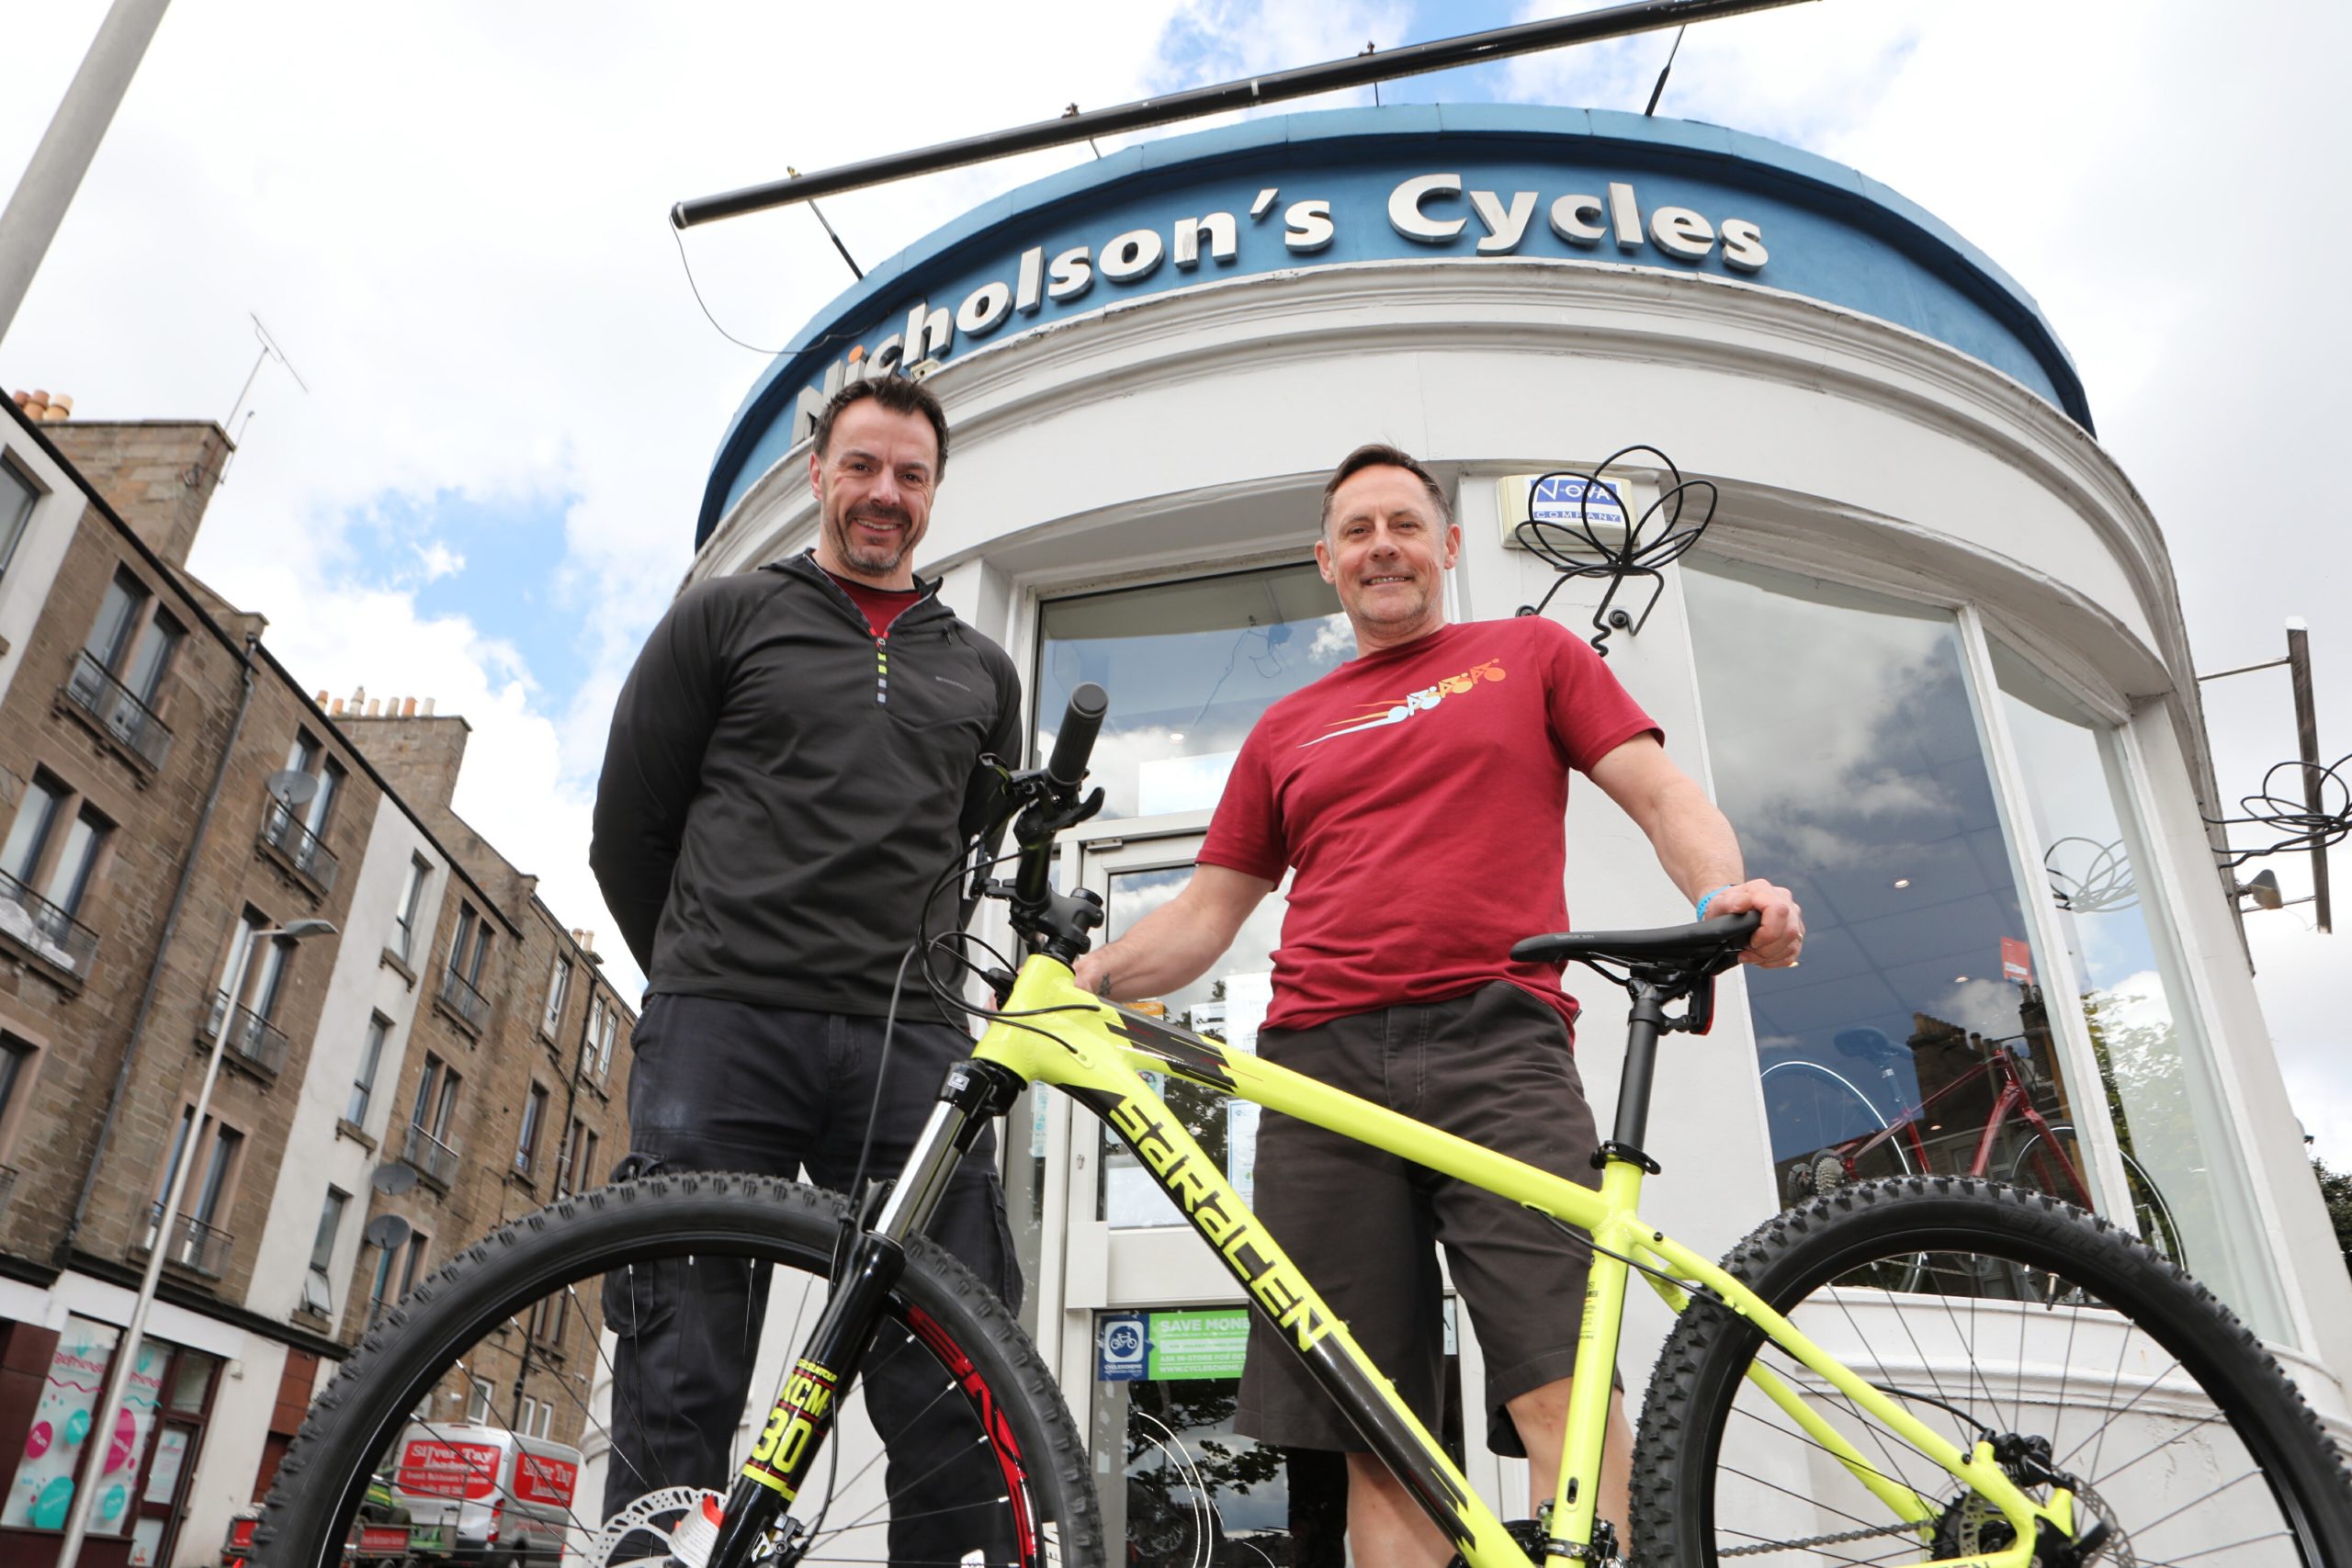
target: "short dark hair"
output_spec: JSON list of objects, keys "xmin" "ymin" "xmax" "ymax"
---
[
  {"xmin": 1319, "ymin": 442, "xmax": 1452, "ymax": 534},
  {"xmin": 812, "ymin": 375, "xmax": 950, "ymax": 481}
]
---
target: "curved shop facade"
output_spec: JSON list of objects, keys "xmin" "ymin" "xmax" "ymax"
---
[{"xmin": 689, "ymin": 105, "xmax": 2352, "ymax": 1543}]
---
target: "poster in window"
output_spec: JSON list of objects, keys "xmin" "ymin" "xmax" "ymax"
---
[
  {"xmin": 141, "ymin": 1428, "xmax": 188, "ymax": 1506},
  {"xmin": 96, "ymin": 1339, "xmax": 169, "ymax": 1535},
  {"xmin": 2, "ymin": 1317, "xmax": 119, "ymax": 1529}
]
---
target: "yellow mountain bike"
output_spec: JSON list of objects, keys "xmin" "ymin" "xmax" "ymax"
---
[{"xmin": 258, "ymin": 685, "xmax": 2352, "ymax": 1567}]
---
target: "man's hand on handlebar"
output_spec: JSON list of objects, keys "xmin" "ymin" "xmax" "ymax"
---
[{"xmin": 1709, "ymin": 878, "xmax": 1804, "ymax": 967}]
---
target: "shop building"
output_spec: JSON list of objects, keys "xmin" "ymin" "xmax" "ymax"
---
[
  {"xmin": 683, "ymin": 105, "xmax": 2351, "ymax": 1553},
  {"xmin": 0, "ymin": 399, "xmax": 634, "ymax": 1566}
]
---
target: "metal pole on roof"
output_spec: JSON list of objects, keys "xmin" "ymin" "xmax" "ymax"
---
[
  {"xmin": 671, "ymin": 0, "xmax": 1811, "ymax": 229},
  {"xmin": 0, "ymin": 0, "xmax": 173, "ymax": 350}
]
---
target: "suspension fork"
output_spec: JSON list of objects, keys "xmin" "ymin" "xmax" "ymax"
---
[{"xmin": 702, "ymin": 1059, "xmax": 1023, "ymax": 1568}]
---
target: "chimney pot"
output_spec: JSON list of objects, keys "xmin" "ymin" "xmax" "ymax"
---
[
  {"xmin": 351, "ymin": 685, "xmax": 367, "ymax": 707},
  {"xmin": 421, "ymin": 697, "xmax": 435, "ymax": 716},
  {"xmin": 42, "ymin": 394, "xmax": 72, "ymax": 420},
  {"xmin": 314, "ymin": 689, "xmax": 329, "ymax": 706},
  {"xmin": 26, "ymin": 390, "xmax": 48, "ymax": 411},
  {"xmin": 401, "ymin": 696, "xmax": 418, "ymax": 717},
  {"xmin": 330, "ymin": 699, "xmax": 344, "ymax": 716},
  {"xmin": 366, "ymin": 698, "xmax": 381, "ymax": 716}
]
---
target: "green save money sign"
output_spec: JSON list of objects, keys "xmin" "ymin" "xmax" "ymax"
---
[{"xmin": 1146, "ymin": 1308, "xmax": 1251, "ymax": 1381}]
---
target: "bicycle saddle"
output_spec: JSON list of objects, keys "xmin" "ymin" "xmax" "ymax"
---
[{"xmin": 1511, "ymin": 911, "xmax": 1758, "ymax": 975}]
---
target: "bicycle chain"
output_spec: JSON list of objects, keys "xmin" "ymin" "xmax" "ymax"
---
[{"xmin": 1713, "ymin": 1520, "xmax": 1923, "ymax": 1556}]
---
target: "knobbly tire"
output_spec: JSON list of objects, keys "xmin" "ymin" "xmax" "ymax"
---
[
  {"xmin": 252, "ymin": 1173, "xmax": 1103, "ymax": 1568},
  {"xmin": 1630, "ymin": 1175, "xmax": 2352, "ymax": 1565}
]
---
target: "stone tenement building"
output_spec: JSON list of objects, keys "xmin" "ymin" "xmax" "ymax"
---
[{"xmin": 0, "ymin": 396, "xmax": 635, "ymax": 1568}]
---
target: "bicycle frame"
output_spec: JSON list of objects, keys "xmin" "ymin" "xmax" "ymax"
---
[
  {"xmin": 1838, "ymin": 1043, "xmax": 2090, "ymax": 1203},
  {"xmin": 735, "ymin": 955, "xmax": 2085, "ymax": 1568}
]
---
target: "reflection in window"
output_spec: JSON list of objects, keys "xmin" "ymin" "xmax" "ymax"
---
[
  {"xmin": 1991, "ymin": 641, "xmax": 2288, "ymax": 1337},
  {"xmin": 1098, "ymin": 863, "xmax": 1287, "ymax": 1231},
  {"xmin": 1686, "ymin": 561, "xmax": 2094, "ymax": 1247},
  {"xmin": 1035, "ymin": 564, "xmax": 1346, "ymax": 819}
]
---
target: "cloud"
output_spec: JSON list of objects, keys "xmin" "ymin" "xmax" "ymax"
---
[{"xmin": 414, "ymin": 542, "xmax": 465, "ymax": 582}]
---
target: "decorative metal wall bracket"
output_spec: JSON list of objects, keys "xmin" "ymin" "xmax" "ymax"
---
[
  {"xmin": 2205, "ymin": 753, "xmax": 2350, "ymax": 871},
  {"xmin": 1511, "ymin": 445, "xmax": 1717, "ymax": 657}
]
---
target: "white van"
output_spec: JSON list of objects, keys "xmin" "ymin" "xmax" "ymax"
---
[{"xmin": 389, "ymin": 1423, "xmax": 583, "ymax": 1566}]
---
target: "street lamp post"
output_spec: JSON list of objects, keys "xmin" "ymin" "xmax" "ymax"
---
[{"xmin": 52, "ymin": 919, "xmax": 335, "ymax": 1567}]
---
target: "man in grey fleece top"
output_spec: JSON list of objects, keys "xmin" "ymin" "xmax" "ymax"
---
[{"xmin": 591, "ymin": 374, "xmax": 1022, "ymax": 1562}]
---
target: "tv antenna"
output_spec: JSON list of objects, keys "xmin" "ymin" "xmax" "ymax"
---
[{"xmin": 216, "ymin": 311, "xmax": 309, "ymax": 480}]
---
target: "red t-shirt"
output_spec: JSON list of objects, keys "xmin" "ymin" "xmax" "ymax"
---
[
  {"xmin": 821, "ymin": 567, "xmax": 925, "ymax": 638},
  {"xmin": 1198, "ymin": 616, "xmax": 1660, "ymax": 1034}
]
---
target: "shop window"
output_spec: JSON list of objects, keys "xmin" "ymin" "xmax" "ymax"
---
[
  {"xmin": 0, "ymin": 1316, "xmax": 120, "ymax": 1529},
  {"xmin": 1089, "ymin": 1304, "xmax": 1457, "ymax": 1568},
  {"xmin": 1685, "ymin": 560, "xmax": 2095, "ymax": 1270},
  {"xmin": 1095, "ymin": 862, "xmax": 1287, "ymax": 1230},
  {"xmin": 1034, "ymin": 562, "xmax": 1347, "ymax": 820},
  {"xmin": 1988, "ymin": 639, "xmax": 2290, "ymax": 1337},
  {"xmin": 0, "ymin": 454, "xmax": 36, "ymax": 578}
]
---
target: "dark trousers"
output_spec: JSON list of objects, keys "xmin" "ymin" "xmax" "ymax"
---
[{"xmin": 602, "ymin": 994, "xmax": 1022, "ymax": 1564}]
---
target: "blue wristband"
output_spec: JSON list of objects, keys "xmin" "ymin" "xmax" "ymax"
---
[{"xmin": 1695, "ymin": 884, "xmax": 1737, "ymax": 921}]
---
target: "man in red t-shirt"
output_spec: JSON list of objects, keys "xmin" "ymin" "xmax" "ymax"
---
[{"xmin": 1073, "ymin": 443, "xmax": 1803, "ymax": 1562}]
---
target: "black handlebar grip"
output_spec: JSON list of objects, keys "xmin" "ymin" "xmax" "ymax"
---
[{"xmin": 1046, "ymin": 683, "xmax": 1108, "ymax": 790}]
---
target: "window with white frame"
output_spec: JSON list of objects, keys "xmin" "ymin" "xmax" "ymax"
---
[
  {"xmin": 390, "ymin": 855, "xmax": 430, "ymax": 963},
  {"xmin": 304, "ymin": 1188, "xmax": 348, "ymax": 1314},
  {"xmin": 0, "ymin": 455, "xmax": 36, "ymax": 579},
  {"xmin": 347, "ymin": 1013, "xmax": 389, "ymax": 1124},
  {"xmin": 1032, "ymin": 561, "xmax": 1347, "ymax": 819},
  {"xmin": 541, "ymin": 955, "xmax": 571, "ymax": 1038},
  {"xmin": 515, "ymin": 1082, "xmax": 548, "ymax": 1176}
]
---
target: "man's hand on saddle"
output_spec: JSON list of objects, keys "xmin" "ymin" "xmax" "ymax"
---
[{"xmin": 1711, "ymin": 879, "xmax": 1804, "ymax": 967}]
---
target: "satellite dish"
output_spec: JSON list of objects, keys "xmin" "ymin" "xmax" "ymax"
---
[
  {"xmin": 266, "ymin": 768, "xmax": 318, "ymax": 807},
  {"xmin": 371, "ymin": 1162, "xmax": 418, "ymax": 1196},
  {"xmin": 363, "ymin": 1213, "xmax": 413, "ymax": 1251}
]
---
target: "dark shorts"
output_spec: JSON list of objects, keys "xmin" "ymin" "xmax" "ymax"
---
[{"xmin": 1234, "ymin": 982, "xmax": 1607, "ymax": 1456}]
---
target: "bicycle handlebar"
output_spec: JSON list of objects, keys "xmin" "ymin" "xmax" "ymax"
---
[{"xmin": 1045, "ymin": 682, "xmax": 1108, "ymax": 792}]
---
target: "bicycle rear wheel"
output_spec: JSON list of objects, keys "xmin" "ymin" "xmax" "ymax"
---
[
  {"xmin": 253, "ymin": 1173, "xmax": 1102, "ymax": 1568},
  {"xmin": 1632, "ymin": 1176, "xmax": 2352, "ymax": 1565}
]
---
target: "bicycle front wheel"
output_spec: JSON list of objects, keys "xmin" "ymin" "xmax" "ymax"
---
[
  {"xmin": 1632, "ymin": 1176, "xmax": 2352, "ymax": 1565},
  {"xmin": 253, "ymin": 1173, "xmax": 1102, "ymax": 1568}
]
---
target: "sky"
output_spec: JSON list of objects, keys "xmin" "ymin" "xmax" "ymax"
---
[{"xmin": 2, "ymin": 2, "xmax": 2345, "ymax": 1168}]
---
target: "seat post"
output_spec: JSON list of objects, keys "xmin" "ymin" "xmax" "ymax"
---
[{"xmin": 1612, "ymin": 979, "xmax": 1670, "ymax": 1152}]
